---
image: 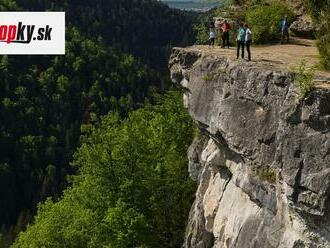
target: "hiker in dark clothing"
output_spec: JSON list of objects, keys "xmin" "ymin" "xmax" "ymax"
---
[
  {"xmin": 237, "ymin": 23, "xmax": 246, "ymax": 59},
  {"xmin": 209, "ymin": 19, "xmax": 215, "ymax": 30},
  {"xmin": 281, "ymin": 16, "xmax": 289, "ymax": 44},
  {"xmin": 244, "ymin": 24, "xmax": 252, "ymax": 61},
  {"xmin": 220, "ymin": 19, "xmax": 231, "ymax": 48}
]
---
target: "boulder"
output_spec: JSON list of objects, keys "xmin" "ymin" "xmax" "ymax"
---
[{"xmin": 290, "ymin": 18, "xmax": 316, "ymax": 39}]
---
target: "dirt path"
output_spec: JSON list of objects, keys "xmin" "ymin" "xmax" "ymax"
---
[{"xmin": 185, "ymin": 39, "xmax": 330, "ymax": 89}]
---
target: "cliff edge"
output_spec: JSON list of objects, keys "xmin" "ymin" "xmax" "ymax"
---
[{"xmin": 169, "ymin": 45, "xmax": 330, "ymax": 248}]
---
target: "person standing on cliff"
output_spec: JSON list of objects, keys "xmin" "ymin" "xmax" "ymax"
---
[
  {"xmin": 209, "ymin": 29, "xmax": 216, "ymax": 48},
  {"xmin": 236, "ymin": 23, "xmax": 246, "ymax": 59},
  {"xmin": 244, "ymin": 24, "xmax": 252, "ymax": 61},
  {"xmin": 280, "ymin": 16, "xmax": 289, "ymax": 44},
  {"xmin": 209, "ymin": 19, "xmax": 215, "ymax": 30},
  {"xmin": 208, "ymin": 19, "xmax": 216, "ymax": 48},
  {"xmin": 220, "ymin": 19, "xmax": 231, "ymax": 48}
]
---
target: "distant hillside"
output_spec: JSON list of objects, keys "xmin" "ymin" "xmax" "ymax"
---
[
  {"xmin": 163, "ymin": 0, "xmax": 220, "ymax": 12},
  {"xmin": 16, "ymin": 0, "xmax": 198, "ymax": 68},
  {"xmin": 234, "ymin": 0, "xmax": 307, "ymax": 16}
]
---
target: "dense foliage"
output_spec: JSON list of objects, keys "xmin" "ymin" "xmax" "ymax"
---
[
  {"xmin": 305, "ymin": 0, "xmax": 330, "ymax": 70},
  {"xmin": 245, "ymin": 2, "xmax": 294, "ymax": 44},
  {"xmin": 12, "ymin": 92, "xmax": 196, "ymax": 248},
  {"xmin": 0, "ymin": 0, "xmax": 198, "ymax": 245},
  {"xmin": 294, "ymin": 60, "xmax": 315, "ymax": 99},
  {"xmin": 15, "ymin": 0, "xmax": 197, "ymax": 69},
  {"xmin": 0, "ymin": 27, "xmax": 162, "ymax": 244},
  {"xmin": 193, "ymin": 22, "xmax": 210, "ymax": 45}
]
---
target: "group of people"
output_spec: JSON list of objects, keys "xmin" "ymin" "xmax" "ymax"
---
[
  {"xmin": 208, "ymin": 19, "xmax": 231, "ymax": 49},
  {"xmin": 209, "ymin": 19, "xmax": 252, "ymax": 61},
  {"xmin": 208, "ymin": 16, "xmax": 290, "ymax": 62},
  {"xmin": 236, "ymin": 23, "xmax": 252, "ymax": 61}
]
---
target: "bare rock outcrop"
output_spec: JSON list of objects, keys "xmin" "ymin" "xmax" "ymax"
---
[
  {"xmin": 169, "ymin": 47, "xmax": 330, "ymax": 248},
  {"xmin": 290, "ymin": 17, "xmax": 316, "ymax": 39}
]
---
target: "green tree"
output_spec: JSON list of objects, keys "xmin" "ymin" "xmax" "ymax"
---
[
  {"xmin": 246, "ymin": 2, "xmax": 294, "ymax": 44},
  {"xmin": 13, "ymin": 91, "xmax": 196, "ymax": 248},
  {"xmin": 0, "ymin": 27, "xmax": 162, "ymax": 235},
  {"xmin": 0, "ymin": 0, "xmax": 17, "ymax": 10}
]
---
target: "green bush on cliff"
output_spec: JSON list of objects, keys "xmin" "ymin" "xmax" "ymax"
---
[
  {"xmin": 258, "ymin": 168, "xmax": 277, "ymax": 184},
  {"xmin": 305, "ymin": 0, "xmax": 330, "ymax": 70},
  {"xmin": 194, "ymin": 22, "xmax": 210, "ymax": 45},
  {"xmin": 246, "ymin": 2, "xmax": 294, "ymax": 44},
  {"xmin": 294, "ymin": 60, "xmax": 315, "ymax": 99},
  {"xmin": 13, "ymin": 91, "xmax": 196, "ymax": 248}
]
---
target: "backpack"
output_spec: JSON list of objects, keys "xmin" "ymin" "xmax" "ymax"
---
[{"xmin": 237, "ymin": 28, "xmax": 246, "ymax": 41}]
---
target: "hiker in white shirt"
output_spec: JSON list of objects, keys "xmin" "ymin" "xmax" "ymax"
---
[
  {"xmin": 209, "ymin": 29, "xmax": 216, "ymax": 48},
  {"xmin": 244, "ymin": 24, "xmax": 252, "ymax": 61}
]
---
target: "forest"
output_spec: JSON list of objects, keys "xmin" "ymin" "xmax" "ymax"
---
[
  {"xmin": 12, "ymin": 91, "xmax": 196, "ymax": 248},
  {"xmin": 0, "ymin": 0, "xmax": 199, "ymax": 247}
]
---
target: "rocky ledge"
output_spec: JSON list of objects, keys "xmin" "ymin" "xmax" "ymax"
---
[{"xmin": 169, "ymin": 47, "xmax": 330, "ymax": 248}]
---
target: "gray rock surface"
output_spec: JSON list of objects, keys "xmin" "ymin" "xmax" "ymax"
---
[
  {"xmin": 169, "ymin": 47, "xmax": 330, "ymax": 248},
  {"xmin": 290, "ymin": 19, "xmax": 316, "ymax": 39}
]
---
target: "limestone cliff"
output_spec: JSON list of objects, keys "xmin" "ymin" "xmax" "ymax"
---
[{"xmin": 169, "ymin": 47, "xmax": 330, "ymax": 248}]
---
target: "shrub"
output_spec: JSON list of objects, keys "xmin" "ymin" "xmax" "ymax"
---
[
  {"xmin": 317, "ymin": 37, "xmax": 330, "ymax": 70},
  {"xmin": 294, "ymin": 60, "xmax": 315, "ymax": 99},
  {"xmin": 246, "ymin": 2, "xmax": 295, "ymax": 44},
  {"xmin": 305, "ymin": 0, "xmax": 330, "ymax": 70},
  {"xmin": 194, "ymin": 22, "xmax": 210, "ymax": 45},
  {"xmin": 203, "ymin": 73, "xmax": 215, "ymax": 82},
  {"xmin": 258, "ymin": 168, "xmax": 277, "ymax": 183}
]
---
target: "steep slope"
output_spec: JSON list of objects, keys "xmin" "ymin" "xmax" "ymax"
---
[{"xmin": 169, "ymin": 46, "xmax": 330, "ymax": 248}]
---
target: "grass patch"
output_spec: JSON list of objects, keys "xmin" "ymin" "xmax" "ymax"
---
[
  {"xmin": 218, "ymin": 68, "xmax": 226, "ymax": 75},
  {"xmin": 203, "ymin": 73, "xmax": 215, "ymax": 82},
  {"xmin": 258, "ymin": 168, "xmax": 277, "ymax": 183}
]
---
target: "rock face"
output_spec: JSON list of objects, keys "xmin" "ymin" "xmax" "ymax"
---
[
  {"xmin": 169, "ymin": 47, "xmax": 330, "ymax": 248},
  {"xmin": 290, "ymin": 19, "xmax": 316, "ymax": 39},
  {"xmin": 282, "ymin": 0, "xmax": 306, "ymax": 17}
]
